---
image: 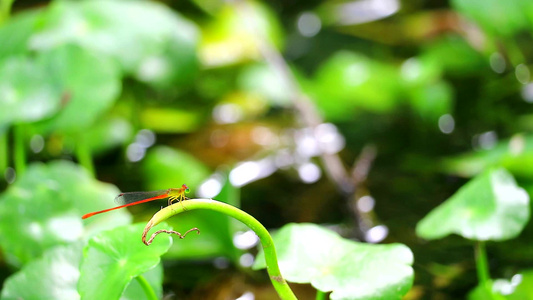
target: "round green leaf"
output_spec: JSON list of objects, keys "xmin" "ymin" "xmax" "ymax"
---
[
  {"xmin": 443, "ymin": 134, "xmax": 533, "ymax": 179},
  {"xmin": 468, "ymin": 282, "xmax": 507, "ymax": 300},
  {"xmin": 408, "ymin": 80, "xmax": 453, "ymax": 124},
  {"xmin": 0, "ymin": 161, "xmax": 130, "ymax": 267},
  {"xmin": 35, "ymin": 44, "xmax": 121, "ymax": 132},
  {"xmin": 310, "ymin": 51, "xmax": 401, "ymax": 121},
  {"xmin": 506, "ymin": 269, "xmax": 533, "ymax": 299},
  {"xmin": 31, "ymin": 0, "xmax": 199, "ymax": 84},
  {"xmin": 0, "ymin": 56, "xmax": 62, "ymax": 129},
  {"xmin": 120, "ymin": 263, "xmax": 164, "ymax": 300},
  {"xmin": 0, "ymin": 242, "xmax": 164, "ymax": 300},
  {"xmin": 142, "ymin": 146, "xmax": 210, "ymax": 192},
  {"xmin": 253, "ymin": 223, "xmax": 414, "ymax": 300},
  {"xmin": 0, "ymin": 9, "xmax": 41, "ymax": 60},
  {"xmin": 78, "ymin": 222, "xmax": 172, "ymax": 300},
  {"xmin": 467, "ymin": 272, "xmax": 533, "ymax": 300},
  {"xmin": 442, "ymin": 134, "xmax": 533, "ymax": 179},
  {"xmin": 452, "ymin": 0, "xmax": 528, "ymax": 37},
  {"xmin": 442, "ymin": 140, "xmax": 511, "ymax": 178},
  {"xmin": 416, "ymin": 168, "xmax": 530, "ymax": 241},
  {"xmin": 419, "ymin": 36, "xmax": 486, "ymax": 76},
  {"xmin": 0, "ymin": 242, "xmax": 83, "ymax": 300},
  {"xmin": 400, "ymin": 57, "xmax": 442, "ymax": 87},
  {"xmin": 134, "ymin": 25, "xmax": 199, "ymax": 91},
  {"xmin": 467, "ymin": 269, "xmax": 533, "ymax": 299}
]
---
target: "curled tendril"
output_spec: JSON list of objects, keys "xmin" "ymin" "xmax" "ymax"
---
[{"xmin": 143, "ymin": 227, "xmax": 200, "ymax": 246}]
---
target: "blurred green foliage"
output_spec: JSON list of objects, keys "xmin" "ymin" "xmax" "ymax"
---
[
  {"xmin": 142, "ymin": 146, "xmax": 210, "ymax": 191},
  {"xmin": 310, "ymin": 51, "xmax": 402, "ymax": 119}
]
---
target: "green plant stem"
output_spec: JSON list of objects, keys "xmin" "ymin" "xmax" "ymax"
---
[
  {"xmin": 75, "ymin": 134, "xmax": 94, "ymax": 177},
  {"xmin": 0, "ymin": 0, "xmax": 14, "ymax": 25},
  {"xmin": 315, "ymin": 290, "xmax": 327, "ymax": 300},
  {"xmin": 0, "ymin": 129, "xmax": 7, "ymax": 174},
  {"xmin": 13, "ymin": 124, "xmax": 26, "ymax": 176},
  {"xmin": 135, "ymin": 275, "xmax": 158, "ymax": 300},
  {"xmin": 475, "ymin": 241, "xmax": 490, "ymax": 288},
  {"xmin": 143, "ymin": 199, "xmax": 298, "ymax": 300}
]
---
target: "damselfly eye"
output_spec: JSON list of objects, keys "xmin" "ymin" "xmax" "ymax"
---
[{"xmin": 185, "ymin": 188, "xmax": 190, "ymax": 193}]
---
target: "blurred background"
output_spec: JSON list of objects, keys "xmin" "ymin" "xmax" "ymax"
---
[{"xmin": 1, "ymin": 0, "xmax": 533, "ymax": 299}]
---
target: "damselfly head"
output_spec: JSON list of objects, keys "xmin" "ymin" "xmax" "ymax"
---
[{"xmin": 182, "ymin": 184, "xmax": 190, "ymax": 193}]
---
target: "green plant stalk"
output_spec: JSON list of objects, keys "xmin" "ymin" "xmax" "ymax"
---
[
  {"xmin": 0, "ymin": 129, "xmax": 7, "ymax": 174},
  {"xmin": 143, "ymin": 199, "xmax": 298, "ymax": 300},
  {"xmin": 13, "ymin": 124, "xmax": 26, "ymax": 176},
  {"xmin": 315, "ymin": 290, "xmax": 327, "ymax": 300},
  {"xmin": 474, "ymin": 241, "xmax": 490, "ymax": 288},
  {"xmin": 75, "ymin": 134, "xmax": 95, "ymax": 177},
  {"xmin": 135, "ymin": 274, "xmax": 158, "ymax": 300}
]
